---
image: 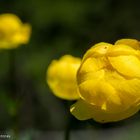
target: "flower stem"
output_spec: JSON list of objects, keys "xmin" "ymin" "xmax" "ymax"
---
[
  {"xmin": 9, "ymin": 50, "xmax": 17, "ymax": 97},
  {"xmin": 64, "ymin": 119, "xmax": 71, "ymax": 140},
  {"xmin": 9, "ymin": 50, "xmax": 19, "ymax": 139},
  {"xmin": 64, "ymin": 101, "xmax": 74, "ymax": 140}
]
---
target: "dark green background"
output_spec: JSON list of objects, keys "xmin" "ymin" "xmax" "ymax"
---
[{"xmin": 0, "ymin": 0, "xmax": 140, "ymax": 139}]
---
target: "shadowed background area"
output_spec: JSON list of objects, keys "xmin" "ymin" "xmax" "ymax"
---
[{"xmin": 0, "ymin": 0, "xmax": 140, "ymax": 139}]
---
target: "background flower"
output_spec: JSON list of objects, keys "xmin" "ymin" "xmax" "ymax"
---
[
  {"xmin": 47, "ymin": 55, "xmax": 81, "ymax": 100},
  {"xmin": 0, "ymin": 13, "xmax": 31, "ymax": 49}
]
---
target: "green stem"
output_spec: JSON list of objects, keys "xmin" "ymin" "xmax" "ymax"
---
[
  {"xmin": 9, "ymin": 50, "xmax": 19, "ymax": 139},
  {"xmin": 9, "ymin": 50, "xmax": 17, "ymax": 97},
  {"xmin": 64, "ymin": 101, "xmax": 74, "ymax": 140},
  {"xmin": 64, "ymin": 119, "xmax": 71, "ymax": 140}
]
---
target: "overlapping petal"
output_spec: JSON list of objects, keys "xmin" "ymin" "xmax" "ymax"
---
[{"xmin": 70, "ymin": 99, "xmax": 140, "ymax": 123}]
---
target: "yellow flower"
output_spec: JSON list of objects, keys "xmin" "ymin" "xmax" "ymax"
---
[
  {"xmin": 71, "ymin": 39, "xmax": 140, "ymax": 123},
  {"xmin": 0, "ymin": 13, "xmax": 31, "ymax": 49},
  {"xmin": 47, "ymin": 55, "xmax": 81, "ymax": 100}
]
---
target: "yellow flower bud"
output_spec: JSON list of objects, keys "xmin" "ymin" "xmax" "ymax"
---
[
  {"xmin": 0, "ymin": 13, "xmax": 31, "ymax": 49},
  {"xmin": 71, "ymin": 39, "xmax": 140, "ymax": 123},
  {"xmin": 47, "ymin": 55, "xmax": 81, "ymax": 100}
]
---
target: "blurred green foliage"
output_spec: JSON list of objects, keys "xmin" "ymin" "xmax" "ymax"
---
[{"xmin": 0, "ymin": 0, "xmax": 140, "ymax": 136}]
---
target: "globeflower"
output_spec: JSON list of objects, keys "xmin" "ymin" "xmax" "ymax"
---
[
  {"xmin": 0, "ymin": 13, "xmax": 31, "ymax": 49},
  {"xmin": 47, "ymin": 55, "xmax": 81, "ymax": 100},
  {"xmin": 71, "ymin": 39, "xmax": 140, "ymax": 123}
]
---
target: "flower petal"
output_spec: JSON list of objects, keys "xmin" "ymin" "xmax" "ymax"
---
[
  {"xmin": 79, "ymin": 76, "xmax": 121, "ymax": 110},
  {"xmin": 108, "ymin": 55, "xmax": 140, "ymax": 78},
  {"xmin": 115, "ymin": 39, "xmax": 140, "ymax": 50},
  {"xmin": 107, "ymin": 44, "xmax": 138, "ymax": 56},
  {"xmin": 93, "ymin": 106, "xmax": 140, "ymax": 123},
  {"xmin": 77, "ymin": 57, "xmax": 106, "ymax": 84},
  {"xmin": 70, "ymin": 99, "xmax": 140, "ymax": 123},
  {"xmin": 70, "ymin": 100, "xmax": 94, "ymax": 120},
  {"xmin": 83, "ymin": 42, "xmax": 113, "ymax": 60},
  {"xmin": 109, "ymin": 78, "xmax": 140, "ymax": 108}
]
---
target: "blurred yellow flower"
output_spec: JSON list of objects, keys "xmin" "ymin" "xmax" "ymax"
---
[
  {"xmin": 0, "ymin": 13, "xmax": 31, "ymax": 49},
  {"xmin": 47, "ymin": 55, "xmax": 81, "ymax": 100},
  {"xmin": 71, "ymin": 39, "xmax": 140, "ymax": 123}
]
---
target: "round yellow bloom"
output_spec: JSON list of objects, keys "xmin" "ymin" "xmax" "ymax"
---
[
  {"xmin": 0, "ymin": 13, "xmax": 31, "ymax": 49},
  {"xmin": 47, "ymin": 55, "xmax": 81, "ymax": 100},
  {"xmin": 71, "ymin": 39, "xmax": 140, "ymax": 123}
]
